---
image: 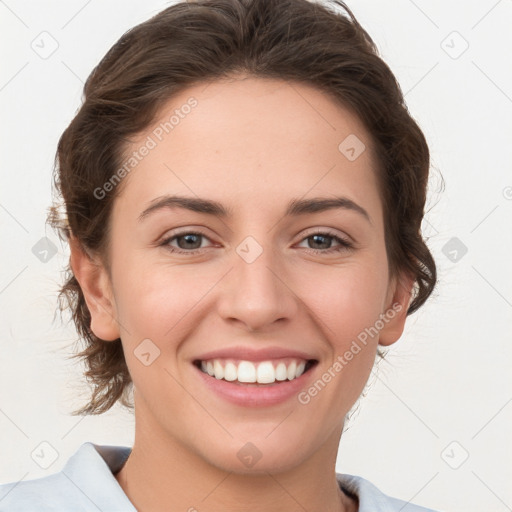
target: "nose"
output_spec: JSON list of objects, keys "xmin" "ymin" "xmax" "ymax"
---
[{"xmin": 216, "ymin": 242, "xmax": 298, "ymax": 332}]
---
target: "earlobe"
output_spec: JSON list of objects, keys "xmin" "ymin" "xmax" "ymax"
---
[
  {"xmin": 378, "ymin": 272, "xmax": 415, "ymax": 347},
  {"xmin": 69, "ymin": 235, "xmax": 120, "ymax": 341}
]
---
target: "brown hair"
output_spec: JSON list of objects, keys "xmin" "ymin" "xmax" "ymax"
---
[{"xmin": 48, "ymin": 0, "xmax": 439, "ymax": 415}]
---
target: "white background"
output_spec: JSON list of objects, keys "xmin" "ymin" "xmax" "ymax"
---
[{"xmin": 1, "ymin": 1, "xmax": 511, "ymax": 511}]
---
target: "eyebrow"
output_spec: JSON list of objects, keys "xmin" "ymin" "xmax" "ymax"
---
[{"xmin": 138, "ymin": 194, "xmax": 372, "ymax": 224}]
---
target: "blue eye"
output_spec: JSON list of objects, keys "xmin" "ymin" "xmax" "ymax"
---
[
  {"xmin": 297, "ymin": 231, "xmax": 354, "ymax": 253},
  {"xmin": 159, "ymin": 229, "xmax": 353, "ymax": 255},
  {"xmin": 161, "ymin": 232, "xmax": 210, "ymax": 253}
]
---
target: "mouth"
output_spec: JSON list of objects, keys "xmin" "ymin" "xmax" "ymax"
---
[{"xmin": 193, "ymin": 357, "xmax": 318, "ymax": 386}]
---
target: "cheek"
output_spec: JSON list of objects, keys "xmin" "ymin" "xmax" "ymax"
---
[
  {"xmin": 300, "ymin": 263, "xmax": 389, "ymax": 345},
  {"xmin": 294, "ymin": 264, "xmax": 387, "ymax": 404},
  {"xmin": 111, "ymin": 266, "xmax": 203, "ymax": 400},
  {"xmin": 114, "ymin": 267, "xmax": 204, "ymax": 340}
]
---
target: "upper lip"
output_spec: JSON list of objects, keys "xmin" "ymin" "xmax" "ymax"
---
[{"xmin": 194, "ymin": 346, "xmax": 319, "ymax": 362}]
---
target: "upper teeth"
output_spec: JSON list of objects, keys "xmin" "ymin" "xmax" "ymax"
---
[{"xmin": 200, "ymin": 359, "xmax": 307, "ymax": 384}]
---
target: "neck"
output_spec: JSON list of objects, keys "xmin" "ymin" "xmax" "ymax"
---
[{"xmin": 115, "ymin": 400, "xmax": 358, "ymax": 512}]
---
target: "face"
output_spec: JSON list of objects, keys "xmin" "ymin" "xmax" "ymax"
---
[{"xmin": 77, "ymin": 76, "xmax": 411, "ymax": 474}]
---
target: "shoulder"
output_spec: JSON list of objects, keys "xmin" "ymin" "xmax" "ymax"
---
[
  {"xmin": 0, "ymin": 442, "xmax": 134, "ymax": 511},
  {"xmin": 337, "ymin": 473, "xmax": 443, "ymax": 512},
  {"xmin": 0, "ymin": 472, "xmax": 69, "ymax": 511}
]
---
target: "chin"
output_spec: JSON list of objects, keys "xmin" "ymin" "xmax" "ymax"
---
[{"xmin": 195, "ymin": 429, "xmax": 316, "ymax": 475}]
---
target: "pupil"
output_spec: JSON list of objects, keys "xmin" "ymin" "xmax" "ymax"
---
[
  {"xmin": 177, "ymin": 234, "xmax": 332, "ymax": 250},
  {"xmin": 179, "ymin": 234, "xmax": 201, "ymax": 249},
  {"xmin": 311, "ymin": 234, "xmax": 329, "ymax": 249}
]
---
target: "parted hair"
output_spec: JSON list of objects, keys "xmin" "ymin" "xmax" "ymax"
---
[{"xmin": 48, "ymin": 0, "xmax": 439, "ymax": 415}]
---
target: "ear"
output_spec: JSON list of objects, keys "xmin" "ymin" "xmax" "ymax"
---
[
  {"xmin": 378, "ymin": 271, "xmax": 415, "ymax": 347},
  {"xmin": 69, "ymin": 235, "xmax": 120, "ymax": 341}
]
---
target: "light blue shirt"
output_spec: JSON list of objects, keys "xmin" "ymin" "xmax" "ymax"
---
[{"xmin": 0, "ymin": 442, "xmax": 441, "ymax": 511}]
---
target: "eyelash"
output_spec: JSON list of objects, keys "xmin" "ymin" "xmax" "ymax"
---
[{"xmin": 159, "ymin": 229, "xmax": 354, "ymax": 255}]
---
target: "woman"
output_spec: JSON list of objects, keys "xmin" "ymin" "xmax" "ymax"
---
[{"xmin": 0, "ymin": 0, "xmax": 440, "ymax": 510}]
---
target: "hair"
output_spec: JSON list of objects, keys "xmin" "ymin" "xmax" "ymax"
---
[{"xmin": 48, "ymin": 0, "xmax": 440, "ymax": 416}]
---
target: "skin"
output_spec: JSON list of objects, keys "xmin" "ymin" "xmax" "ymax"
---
[{"xmin": 70, "ymin": 75, "xmax": 414, "ymax": 512}]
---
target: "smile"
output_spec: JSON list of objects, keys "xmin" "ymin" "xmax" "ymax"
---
[{"xmin": 194, "ymin": 358, "xmax": 317, "ymax": 385}]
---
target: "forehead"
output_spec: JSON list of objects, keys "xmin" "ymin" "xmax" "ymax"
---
[{"xmin": 114, "ymin": 76, "xmax": 382, "ymax": 224}]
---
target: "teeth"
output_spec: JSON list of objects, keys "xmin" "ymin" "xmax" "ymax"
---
[
  {"xmin": 224, "ymin": 362, "xmax": 237, "ymax": 381},
  {"xmin": 237, "ymin": 361, "xmax": 256, "ymax": 383},
  {"xmin": 198, "ymin": 358, "xmax": 310, "ymax": 384},
  {"xmin": 287, "ymin": 361, "xmax": 297, "ymax": 380},
  {"xmin": 275, "ymin": 362, "xmax": 288, "ymax": 381},
  {"xmin": 295, "ymin": 361, "xmax": 306, "ymax": 378},
  {"xmin": 256, "ymin": 361, "xmax": 275, "ymax": 384},
  {"xmin": 213, "ymin": 360, "xmax": 224, "ymax": 380}
]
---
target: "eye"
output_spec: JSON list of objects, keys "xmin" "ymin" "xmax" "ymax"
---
[
  {"xmin": 160, "ymin": 230, "xmax": 213, "ymax": 254},
  {"xmin": 158, "ymin": 228, "xmax": 354, "ymax": 255},
  {"xmin": 296, "ymin": 230, "xmax": 354, "ymax": 254}
]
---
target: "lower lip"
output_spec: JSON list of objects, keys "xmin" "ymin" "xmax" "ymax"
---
[{"xmin": 194, "ymin": 363, "xmax": 317, "ymax": 407}]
